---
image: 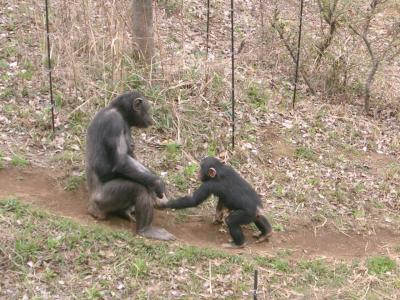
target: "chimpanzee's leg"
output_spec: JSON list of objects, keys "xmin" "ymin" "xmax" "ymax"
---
[
  {"xmin": 135, "ymin": 191, "xmax": 175, "ymax": 241},
  {"xmin": 213, "ymin": 200, "xmax": 225, "ymax": 224},
  {"xmin": 88, "ymin": 179, "xmax": 139, "ymax": 218},
  {"xmin": 253, "ymin": 215, "xmax": 273, "ymax": 243},
  {"xmin": 224, "ymin": 210, "xmax": 254, "ymax": 248},
  {"xmin": 88, "ymin": 179, "xmax": 175, "ymax": 241}
]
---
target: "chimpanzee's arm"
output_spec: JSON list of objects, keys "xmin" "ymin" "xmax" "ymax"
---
[
  {"xmin": 105, "ymin": 123, "xmax": 163, "ymax": 195},
  {"xmin": 165, "ymin": 183, "xmax": 213, "ymax": 209},
  {"xmin": 118, "ymin": 156, "xmax": 159, "ymax": 185}
]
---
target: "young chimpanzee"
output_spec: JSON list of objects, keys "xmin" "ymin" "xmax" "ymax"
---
[{"xmin": 159, "ymin": 157, "xmax": 272, "ymax": 248}]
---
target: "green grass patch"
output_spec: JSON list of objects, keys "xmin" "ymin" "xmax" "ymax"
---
[
  {"xmin": 0, "ymin": 151, "xmax": 4, "ymax": 169},
  {"xmin": 211, "ymin": 72, "xmax": 225, "ymax": 94},
  {"xmin": 51, "ymin": 150, "xmax": 83, "ymax": 164},
  {"xmin": 64, "ymin": 174, "xmax": 85, "ymax": 191},
  {"xmin": 246, "ymin": 82, "xmax": 270, "ymax": 110},
  {"xmin": 11, "ymin": 154, "xmax": 29, "ymax": 167},
  {"xmin": 14, "ymin": 239, "xmax": 41, "ymax": 263},
  {"xmin": 255, "ymin": 257, "xmax": 291, "ymax": 272},
  {"xmin": 295, "ymin": 146, "xmax": 316, "ymax": 161},
  {"xmin": 385, "ymin": 162, "xmax": 400, "ymax": 180},
  {"xmin": 273, "ymin": 185, "xmax": 286, "ymax": 198},
  {"xmin": 366, "ymin": 256, "xmax": 396, "ymax": 275},
  {"xmin": 125, "ymin": 73, "xmax": 144, "ymax": 90},
  {"xmin": 0, "ymin": 59, "xmax": 8, "ymax": 69},
  {"xmin": 183, "ymin": 163, "xmax": 198, "ymax": 178},
  {"xmin": 164, "ymin": 142, "xmax": 181, "ymax": 161},
  {"xmin": 4, "ymin": 103, "xmax": 17, "ymax": 115},
  {"xmin": 207, "ymin": 141, "xmax": 218, "ymax": 157},
  {"xmin": 3, "ymin": 42, "xmax": 17, "ymax": 58},
  {"xmin": 1, "ymin": 87, "xmax": 14, "ymax": 99},
  {"xmin": 352, "ymin": 209, "xmax": 365, "ymax": 218},
  {"xmin": 54, "ymin": 93, "xmax": 64, "ymax": 108},
  {"xmin": 307, "ymin": 177, "xmax": 319, "ymax": 186},
  {"xmin": 69, "ymin": 111, "xmax": 90, "ymax": 135},
  {"xmin": 18, "ymin": 69, "xmax": 33, "ymax": 81},
  {"xmin": 171, "ymin": 173, "xmax": 188, "ymax": 192},
  {"xmin": 129, "ymin": 258, "xmax": 149, "ymax": 278}
]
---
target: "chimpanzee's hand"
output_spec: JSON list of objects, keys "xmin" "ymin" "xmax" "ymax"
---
[
  {"xmin": 152, "ymin": 178, "xmax": 165, "ymax": 198},
  {"xmin": 154, "ymin": 194, "xmax": 169, "ymax": 209}
]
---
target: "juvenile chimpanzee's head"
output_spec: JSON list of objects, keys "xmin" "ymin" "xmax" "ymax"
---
[
  {"xmin": 112, "ymin": 90, "xmax": 154, "ymax": 128},
  {"xmin": 198, "ymin": 156, "xmax": 224, "ymax": 181}
]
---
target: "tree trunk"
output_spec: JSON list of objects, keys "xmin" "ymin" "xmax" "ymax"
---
[
  {"xmin": 132, "ymin": 0, "xmax": 154, "ymax": 64},
  {"xmin": 364, "ymin": 60, "xmax": 379, "ymax": 113}
]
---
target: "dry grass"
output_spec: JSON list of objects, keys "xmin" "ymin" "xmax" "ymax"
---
[
  {"xmin": 15, "ymin": 0, "xmax": 398, "ymax": 109},
  {"xmin": 1, "ymin": 1, "xmax": 400, "ymax": 298},
  {"xmin": 0, "ymin": 0, "xmax": 399, "ymax": 231}
]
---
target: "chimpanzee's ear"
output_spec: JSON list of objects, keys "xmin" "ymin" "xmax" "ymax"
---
[
  {"xmin": 133, "ymin": 97, "xmax": 143, "ymax": 111},
  {"xmin": 208, "ymin": 167, "xmax": 217, "ymax": 178}
]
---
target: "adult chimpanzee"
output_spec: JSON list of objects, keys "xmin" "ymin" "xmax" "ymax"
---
[
  {"xmin": 158, "ymin": 157, "xmax": 272, "ymax": 248},
  {"xmin": 85, "ymin": 90, "xmax": 175, "ymax": 241}
]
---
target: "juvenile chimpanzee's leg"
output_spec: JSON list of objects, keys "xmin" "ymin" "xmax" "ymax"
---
[
  {"xmin": 253, "ymin": 215, "xmax": 273, "ymax": 243},
  {"xmin": 118, "ymin": 206, "xmax": 136, "ymax": 223},
  {"xmin": 224, "ymin": 210, "xmax": 254, "ymax": 248},
  {"xmin": 213, "ymin": 200, "xmax": 225, "ymax": 224},
  {"xmin": 135, "ymin": 192, "xmax": 176, "ymax": 241}
]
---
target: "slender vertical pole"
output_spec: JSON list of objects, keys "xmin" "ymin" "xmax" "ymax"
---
[
  {"xmin": 253, "ymin": 269, "xmax": 258, "ymax": 300},
  {"xmin": 206, "ymin": 0, "xmax": 210, "ymax": 59},
  {"xmin": 204, "ymin": 0, "xmax": 211, "ymax": 96},
  {"xmin": 292, "ymin": 0, "xmax": 304, "ymax": 110},
  {"xmin": 230, "ymin": 0, "xmax": 235, "ymax": 149},
  {"xmin": 45, "ymin": 0, "xmax": 55, "ymax": 133}
]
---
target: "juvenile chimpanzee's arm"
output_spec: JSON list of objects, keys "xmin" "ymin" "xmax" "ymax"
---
[{"xmin": 164, "ymin": 183, "xmax": 213, "ymax": 209}]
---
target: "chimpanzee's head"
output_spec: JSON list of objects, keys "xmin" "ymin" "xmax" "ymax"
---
[
  {"xmin": 198, "ymin": 156, "xmax": 224, "ymax": 181},
  {"xmin": 112, "ymin": 90, "xmax": 154, "ymax": 128}
]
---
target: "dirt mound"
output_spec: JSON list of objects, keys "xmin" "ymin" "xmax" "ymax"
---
[{"xmin": 1, "ymin": 167, "xmax": 398, "ymax": 259}]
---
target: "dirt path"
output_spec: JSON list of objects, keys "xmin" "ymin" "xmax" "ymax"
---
[{"xmin": 1, "ymin": 167, "xmax": 398, "ymax": 259}]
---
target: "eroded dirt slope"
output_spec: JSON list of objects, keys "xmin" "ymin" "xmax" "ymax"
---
[{"xmin": 1, "ymin": 167, "xmax": 398, "ymax": 260}]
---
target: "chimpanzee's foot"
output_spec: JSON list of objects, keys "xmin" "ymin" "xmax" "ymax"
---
[
  {"xmin": 88, "ymin": 203, "xmax": 107, "ymax": 220},
  {"xmin": 213, "ymin": 212, "xmax": 224, "ymax": 224},
  {"xmin": 137, "ymin": 226, "xmax": 176, "ymax": 241},
  {"xmin": 222, "ymin": 241, "xmax": 246, "ymax": 249},
  {"xmin": 253, "ymin": 231, "xmax": 273, "ymax": 243},
  {"xmin": 212, "ymin": 218, "xmax": 223, "ymax": 225}
]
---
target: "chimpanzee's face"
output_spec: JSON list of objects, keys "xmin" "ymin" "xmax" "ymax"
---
[
  {"xmin": 198, "ymin": 157, "xmax": 220, "ymax": 181},
  {"xmin": 130, "ymin": 92, "xmax": 154, "ymax": 128}
]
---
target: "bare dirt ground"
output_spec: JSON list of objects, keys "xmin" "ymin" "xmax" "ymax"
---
[{"xmin": 1, "ymin": 166, "xmax": 398, "ymax": 260}]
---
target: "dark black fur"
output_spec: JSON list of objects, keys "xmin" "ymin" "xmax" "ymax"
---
[
  {"xmin": 85, "ymin": 90, "xmax": 174, "ymax": 241},
  {"xmin": 161, "ymin": 157, "xmax": 272, "ymax": 246}
]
